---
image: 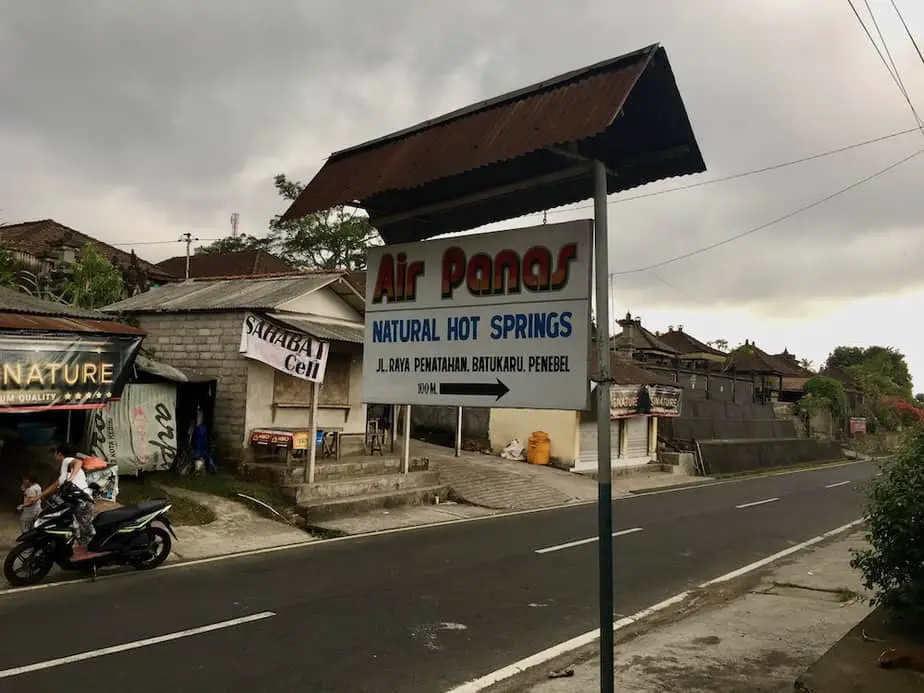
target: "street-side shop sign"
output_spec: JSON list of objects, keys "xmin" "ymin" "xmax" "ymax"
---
[
  {"xmin": 610, "ymin": 384, "xmax": 683, "ymax": 419},
  {"xmin": 363, "ymin": 220, "xmax": 592, "ymax": 410},
  {"xmin": 239, "ymin": 313, "xmax": 330, "ymax": 383},
  {"xmin": 0, "ymin": 331, "xmax": 142, "ymax": 412}
]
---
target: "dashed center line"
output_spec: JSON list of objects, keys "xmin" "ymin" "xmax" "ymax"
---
[
  {"xmin": 735, "ymin": 497, "xmax": 779, "ymax": 510},
  {"xmin": 824, "ymin": 480, "xmax": 851, "ymax": 489},
  {"xmin": 535, "ymin": 527, "xmax": 644, "ymax": 554}
]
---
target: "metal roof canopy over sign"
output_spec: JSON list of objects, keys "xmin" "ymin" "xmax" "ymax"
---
[
  {"xmin": 364, "ymin": 220, "xmax": 592, "ymax": 410},
  {"xmin": 282, "ymin": 42, "xmax": 705, "ymax": 693}
]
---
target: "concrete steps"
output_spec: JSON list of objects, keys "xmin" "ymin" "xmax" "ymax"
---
[
  {"xmin": 239, "ymin": 457, "xmax": 431, "ymax": 485},
  {"xmin": 293, "ymin": 485, "xmax": 450, "ymax": 522},
  {"xmin": 241, "ymin": 455, "xmax": 446, "ymax": 521},
  {"xmin": 283, "ymin": 470, "xmax": 442, "ymax": 504}
]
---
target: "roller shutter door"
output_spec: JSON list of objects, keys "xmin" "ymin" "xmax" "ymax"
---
[
  {"xmin": 578, "ymin": 421, "xmax": 619, "ymax": 468},
  {"xmin": 624, "ymin": 416, "xmax": 649, "ymax": 459}
]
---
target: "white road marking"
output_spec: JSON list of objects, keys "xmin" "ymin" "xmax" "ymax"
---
[
  {"xmin": 443, "ymin": 518, "xmax": 864, "ymax": 693},
  {"xmin": 0, "ymin": 611, "xmax": 275, "ymax": 680},
  {"xmin": 534, "ymin": 527, "xmax": 644, "ymax": 554},
  {"xmin": 700, "ymin": 518, "xmax": 865, "ymax": 587},
  {"xmin": 735, "ymin": 497, "xmax": 779, "ymax": 509},
  {"xmin": 825, "ymin": 480, "xmax": 851, "ymax": 489}
]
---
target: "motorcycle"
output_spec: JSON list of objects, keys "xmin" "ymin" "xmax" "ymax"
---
[{"xmin": 3, "ymin": 481, "xmax": 177, "ymax": 587}]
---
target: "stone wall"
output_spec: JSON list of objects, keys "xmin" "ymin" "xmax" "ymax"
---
[
  {"xmin": 138, "ymin": 311, "xmax": 248, "ymax": 463},
  {"xmin": 411, "ymin": 405, "xmax": 490, "ymax": 447},
  {"xmin": 697, "ymin": 438, "xmax": 843, "ymax": 475},
  {"xmin": 660, "ymin": 399, "xmax": 797, "ymax": 443}
]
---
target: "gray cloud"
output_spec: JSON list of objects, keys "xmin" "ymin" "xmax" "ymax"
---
[{"xmin": 1, "ymin": 0, "xmax": 923, "ymax": 308}]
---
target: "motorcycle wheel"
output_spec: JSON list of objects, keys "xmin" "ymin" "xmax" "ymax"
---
[
  {"xmin": 3, "ymin": 543, "xmax": 54, "ymax": 587},
  {"xmin": 131, "ymin": 526, "xmax": 172, "ymax": 570}
]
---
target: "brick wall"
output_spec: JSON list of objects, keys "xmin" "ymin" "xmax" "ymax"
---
[{"xmin": 137, "ymin": 311, "xmax": 248, "ymax": 463}]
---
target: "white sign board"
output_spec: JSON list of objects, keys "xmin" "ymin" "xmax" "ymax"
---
[
  {"xmin": 239, "ymin": 313, "xmax": 330, "ymax": 383},
  {"xmin": 363, "ymin": 220, "xmax": 592, "ymax": 410}
]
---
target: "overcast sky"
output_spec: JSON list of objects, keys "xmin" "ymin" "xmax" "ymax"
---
[{"xmin": 2, "ymin": 1, "xmax": 923, "ymax": 389}]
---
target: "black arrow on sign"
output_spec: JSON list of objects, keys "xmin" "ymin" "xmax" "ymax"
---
[{"xmin": 439, "ymin": 379, "xmax": 510, "ymax": 401}]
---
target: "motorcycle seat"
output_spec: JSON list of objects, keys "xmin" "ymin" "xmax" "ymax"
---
[{"xmin": 94, "ymin": 499, "xmax": 170, "ymax": 530}]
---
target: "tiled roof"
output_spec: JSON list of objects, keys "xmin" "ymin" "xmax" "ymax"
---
[
  {"xmin": 0, "ymin": 219, "xmax": 175, "ymax": 282},
  {"xmin": 589, "ymin": 340, "xmax": 678, "ymax": 387},
  {"xmin": 725, "ymin": 341, "xmax": 805, "ymax": 376},
  {"xmin": 156, "ymin": 250, "xmax": 296, "ymax": 279},
  {"xmin": 657, "ymin": 328, "xmax": 726, "ymax": 357},
  {"xmin": 611, "ymin": 314, "xmax": 679, "ymax": 354}
]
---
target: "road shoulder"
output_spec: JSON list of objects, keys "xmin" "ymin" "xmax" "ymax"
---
[{"xmin": 472, "ymin": 529, "xmax": 870, "ymax": 693}]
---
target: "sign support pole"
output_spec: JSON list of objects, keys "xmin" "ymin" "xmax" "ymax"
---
[
  {"xmin": 306, "ymin": 381, "xmax": 319, "ymax": 484},
  {"xmin": 401, "ymin": 405, "xmax": 412, "ymax": 474},
  {"xmin": 391, "ymin": 405, "xmax": 397, "ymax": 453},
  {"xmin": 455, "ymin": 406, "xmax": 463, "ymax": 457},
  {"xmin": 592, "ymin": 160, "xmax": 615, "ymax": 693}
]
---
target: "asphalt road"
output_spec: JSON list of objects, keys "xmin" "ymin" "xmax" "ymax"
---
[{"xmin": 0, "ymin": 460, "xmax": 877, "ymax": 693}]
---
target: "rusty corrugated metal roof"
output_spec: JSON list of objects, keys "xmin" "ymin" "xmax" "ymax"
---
[
  {"xmin": 0, "ymin": 312, "xmax": 144, "ymax": 335},
  {"xmin": 282, "ymin": 44, "xmax": 706, "ymax": 243},
  {"xmin": 290, "ymin": 61, "xmax": 646, "ymax": 212},
  {"xmin": 102, "ymin": 273, "xmax": 343, "ymax": 314}
]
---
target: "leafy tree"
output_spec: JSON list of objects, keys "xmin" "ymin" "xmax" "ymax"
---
[
  {"xmin": 825, "ymin": 345, "xmax": 913, "ymax": 401},
  {"xmin": 825, "ymin": 346, "xmax": 866, "ymax": 371},
  {"xmin": 195, "ymin": 234, "xmax": 271, "ymax": 256},
  {"xmin": 801, "ymin": 375, "xmax": 847, "ymax": 420},
  {"xmin": 799, "ymin": 358, "xmax": 814, "ymax": 371},
  {"xmin": 195, "ymin": 175, "xmax": 381, "ymax": 271},
  {"xmin": 707, "ymin": 338, "xmax": 729, "ymax": 352},
  {"xmin": 851, "ymin": 427, "xmax": 924, "ymax": 628},
  {"xmin": 267, "ymin": 174, "xmax": 381, "ymax": 270},
  {"xmin": 59, "ymin": 244, "xmax": 124, "ymax": 309}
]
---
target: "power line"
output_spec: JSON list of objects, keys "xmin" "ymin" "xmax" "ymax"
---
[
  {"xmin": 891, "ymin": 0, "xmax": 924, "ymax": 67},
  {"xmin": 849, "ymin": 0, "xmax": 924, "ymax": 130},
  {"xmin": 544, "ymin": 125, "xmax": 921, "ymax": 216},
  {"xmin": 610, "ymin": 145, "xmax": 924, "ymax": 276},
  {"xmin": 864, "ymin": 0, "xmax": 921, "ymax": 128},
  {"xmin": 110, "ymin": 238, "xmax": 221, "ymax": 247}
]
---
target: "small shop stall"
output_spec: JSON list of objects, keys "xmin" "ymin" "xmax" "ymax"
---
[
  {"xmin": 83, "ymin": 354, "xmax": 217, "ymax": 475},
  {"xmin": 0, "ymin": 287, "xmax": 145, "ymax": 500}
]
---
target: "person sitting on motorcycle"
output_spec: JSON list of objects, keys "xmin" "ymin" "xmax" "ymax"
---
[
  {"xmin": 17, "ymin": 475, "xmax": 42, "ymax": 532},
  {"xmin": 38, "ymin": 443, "xmax": 99, "ymax": 561}
]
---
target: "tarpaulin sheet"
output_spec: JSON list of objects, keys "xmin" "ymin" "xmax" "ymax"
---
[{"xmin": 85, "ymin": 383, "xmax": 178, "ymax": 474}]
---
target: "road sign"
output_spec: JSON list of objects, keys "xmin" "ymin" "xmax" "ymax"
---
[{"xmin": 362, "ymin": 220, "xmax": 592, "ymax": 409}]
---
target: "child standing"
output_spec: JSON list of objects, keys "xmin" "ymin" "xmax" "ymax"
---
[{"xmin": 17, "ymin": 476, "xmax": 42, "ymax": 533}]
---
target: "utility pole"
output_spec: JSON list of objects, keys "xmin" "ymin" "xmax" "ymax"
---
[{"xmin": 178, "ymin": 232, "xmax": 199, "ymax": 280}]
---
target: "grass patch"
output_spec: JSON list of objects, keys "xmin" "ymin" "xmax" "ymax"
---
[
  {"xmin": 770, "ymin": 581, "xmax": 862, "ymax": 603},
  {"xmin": 144, "ymin": 472, "xmax": 293, "ymax": 523},
  {"xmin": 116, "ymin": 477, "xmax": 216, "ymax": 526}
]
